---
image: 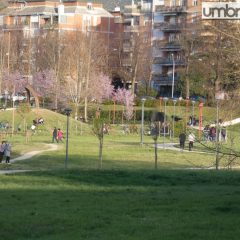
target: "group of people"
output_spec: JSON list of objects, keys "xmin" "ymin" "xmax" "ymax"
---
[
  {"xmin": 203, "ymin": 125, "xmax": 227, "ymax": 141},
  {"xmin": 179, "ymin": 132, "xmax": 196, "ymax": 151},
  {"xmin": 52, "ymin": 127, "xmax": 64, "ymax": 143},
  {"xmin": 0, "ymin": 141, "xmax": 11, "ymax": 164},
  {"xmin": 188, "ymin": 116, "xmax": 199, "ymax": 126},
  {"xmin": 31, "ymin": 118, "xmax": 45, "ymax": 134}
]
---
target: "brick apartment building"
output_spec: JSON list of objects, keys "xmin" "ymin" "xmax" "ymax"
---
[{"xmin": 0, "ymin": 0, "xmax": 203, "ymax": 97}]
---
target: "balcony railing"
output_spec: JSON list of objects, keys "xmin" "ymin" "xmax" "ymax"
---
[
  {"xmin": 124, "ymin": 33, "xmax": 133, "ymax": 39},
  {"xmin": 153, "ymin": 57, "xmax": 185, "ymax": 65},
  {"xmin": 154, "ymin": 22, "xmax": 184, "ymax": 31},
  {"xmin": 155, "ymin": 5, "xmax": 187, "ymax": 13},
  {"xmin": 123, "ymin": 44, "xmax": 133, "ymax": 52},
  {"xmin": 153, "ymin": 40, "xmax": 182, "ymax": 50},
  {"xmin": 114, "ymin": 17, "xmax": 124, "ymax": 24},
  {"xmin": 122, "ymin": 60, "xmax": 132, "ymax": 66},
  {"xmin": 2, "ymin": 24, "xmax": 29, "ymax": 30},
  {"xmin": 152, "ymin": 75, "xmax": 180, "ymax": 86},
  {"xmin": 124, "ymin": 25, "xmax": 139, "ymax": 32}
]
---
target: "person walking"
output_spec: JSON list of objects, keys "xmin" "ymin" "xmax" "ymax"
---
[
  {"xmin": 0, "ymin": 141, "xmax": 6, "ymax": 163},
  {"xmin": 57, "ymin": 128, "xmax": 63, "ymax": 143},
  {"xmin": 188, "ymin": 132, "xmax": 195, "ymax": 151},
  {"xmin": 4, "ymin": 141, "xmax": 11, "ymax": 164},
  {"xmin": 52, "ymin": 127, "xmax": 58, "ymax": 143},
  {"xmin": 179, "ymin": 132, "xmax": 186, "ymax": 151}
]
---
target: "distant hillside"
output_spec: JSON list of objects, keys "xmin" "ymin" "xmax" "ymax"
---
[{"xmin": 0, "ymin": 108, "xmax": 90, "ymax": 135}]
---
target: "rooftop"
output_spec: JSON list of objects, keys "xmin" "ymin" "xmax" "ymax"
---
[{"xmin": 8, "ymin": 0, "xmax": 134, "ymax": 11}]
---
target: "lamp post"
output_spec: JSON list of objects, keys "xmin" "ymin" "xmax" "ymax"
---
[
  {"xmin": 65, "ymin": 108, "xmax": 72, "ymax": 169},
  {"xmin": 191, "ymin": 100, "xmax": 195, "ymax": 126},
  {"xmin": 163, "ymin": 97, "xmax": 168, "ymax": 147},
  {"xmin": 172, "ymin": 99, "xmax": 177, "ymax": 139},
  {"xmin": 171, "ymin": 53, "xmax": 175, "ymax": 99},
  {"xmin": 140, "ymin": 97, "xmax": 146, "ymax": 145}
]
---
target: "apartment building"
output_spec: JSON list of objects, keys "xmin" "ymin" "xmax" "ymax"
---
[
  {"xmin": 0, "ymin": 0, "xmax": 113, "ymax": 36},
  {"xmin": 0, "ymin": 0, "xmax": 203, "ymax": 97},
  {"xmin": 152, "ymin": 0, "xmax": 201, "ymax": 97}
]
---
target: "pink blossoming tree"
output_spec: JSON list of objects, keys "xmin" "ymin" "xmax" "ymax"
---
[
  {"xmin": 89, "ymin": 73, "xmax": 114, "ymax": 105},
  {"xmin": 113, "ymin": 88, "xmax": 134, "ymax": 121}
]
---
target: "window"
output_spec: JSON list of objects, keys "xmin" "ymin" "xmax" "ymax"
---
[
  {"xmin": 169, "ymin": 33, "xmax": 175, "ymax": 42},
  {"xmin": 192, "ymin": 0, "xmax": 198, "ymax": 6},
  {"xmin": 59, "ymin": 15, "xmax": 67, "ymax": 24},
  {"xmin": 169, "ymin": 17, "xmax": 176, "ymax": 24},
  {"xmin": 192, "ymin": 12, "xmax": 198, "ymax": 23},
  {"xmin": 171, "ymin": 0, "xmax": 176, "ymax": 7},
  {"xmin": 21, "ymin": 16, "xmax": 27, "ymax": 25},
  {"xmin": 14, "ymin": 16, "xmax": 18, "ymax": 25},
  {"xmin": 179, "ymin": 0, "xmax": 185, "ymax": 6}
]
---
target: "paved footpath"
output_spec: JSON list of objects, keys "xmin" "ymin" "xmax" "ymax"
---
[
  {"xmin": 0, "ymin": 144, "xmax": 58, "ymax": 175},
  {"xmin": 157, "ymin": 142, "xmax": 214, "ymax": 154}
]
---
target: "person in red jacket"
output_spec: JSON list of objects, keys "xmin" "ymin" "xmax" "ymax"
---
[{"xmin": 57, "ymin": 128, "xmax": 63, "ymax": 143}]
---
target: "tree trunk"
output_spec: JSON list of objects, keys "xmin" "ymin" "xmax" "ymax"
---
[
  {"xmin": 131, "ymin": 58, "xmax": 138, "ymax": 94},
  {"xmin": 98, "ymin": 125, "xmax": 103, "ymax": 170},
  {"xmin": 154, "ymin": 139, "xmax": 158, "ymax": 169}
]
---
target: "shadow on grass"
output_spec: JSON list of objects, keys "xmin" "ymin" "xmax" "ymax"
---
[
  {"xmin": 1, "ymin": 167, "xmax": 240, "ymax": 240},
  {"xmin": 16, "ymin": 165, "xmax": 240, "ymax": 188}
]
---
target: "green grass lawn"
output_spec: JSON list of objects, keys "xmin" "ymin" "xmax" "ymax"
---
[
  {"xmin": 0, "ymin": 170, "xmax": 240, "ymax": 240},
  {"xmin": 0, "ymin": 108, "xmax": 240, "ymax": 239}
]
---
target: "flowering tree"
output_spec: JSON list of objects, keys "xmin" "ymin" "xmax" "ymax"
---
[
  {"xmin": 2, "ymin": 70, "xmax": 26, "ymax": 95},
  {"xmin": 113, "ymin": 88, "xmax": 134, "ymax": 121},
  {"xmin": 89, "ymin": 73, "xmax": 114, "ymax": 105},
  {"xmin": 32, "ymin": 70, "xmax": 55, "ymax": 98}
]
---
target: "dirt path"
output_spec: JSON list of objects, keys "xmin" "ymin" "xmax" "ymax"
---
[
  {"xmin": 11, "ymin": 144, "xmax": 58, "ymax": 163},
  {"xmin": 0, "ymin": 144, "xmax": 58, "ymax": 175}
]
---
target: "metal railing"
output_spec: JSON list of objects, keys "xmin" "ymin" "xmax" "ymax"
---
[
  {"xmin": 155, "ymin": 5, "xmax": 187, "ymax": 13},
  {"xmin": 154, "ymin": 22, "xmax": 184, "ymax": 31},
  {"xmin": 153, "ymin": 57, "xmax": 185, "ymax": 65},
  {"xmin": 152, "ymin": 75, "xmax": 180, "ymax": 85}
]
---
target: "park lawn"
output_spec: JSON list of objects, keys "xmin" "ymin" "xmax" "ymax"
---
[
  {"xmin": 0, "ymin": 108, "xmax": 239, "ymax": 239},
  {"xmin": 9, "ymin": 133, "xmax": 217, "ymax": 171},
  {"xmin": 0, "ymin": 169, "xmax": 240, "ymax": 240}
]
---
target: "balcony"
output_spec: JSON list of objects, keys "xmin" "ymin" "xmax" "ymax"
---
[
  {"xmin": 124, "ymin": 25, "xmax": 139, "ymax": 32},
  {"xmin": 154, "ymin": 22, "xmax": 184, "ymax": 31},
  {"xmin": 155, "ymin": 5, "xmax": 187, "ymax": 14},
  {"xmin": 123, "ymin": 43, "xmax": 133, "ymax": 52},
  {"xmin": 152, "ymin": 75, "xmax": 180, "ymax": 86},
  {"xmin": 124, "ymin": 18, "xmax": 132, "ymax": 23},
  {"xmin": 160, "ymin": 42, "xmax": 182, "ymax": 50},
  {"xmin": 153, "ymin": 39, "xmax": 182, "ymax": 50},
  {"xmin": 2, "ymin": 24, "xmax": 29, "ymax": 30},
  {"xmin": 114, "ymin": 17, "xmax": 124, "ymax": 24},
  {"xmin": 153, "ymin": 57, "xmax": 185, "ymax": 66},
  {"xmin": 122, "ymin": 59, "xmax": 132, "ymax": 67},
  {"xmin": 124, "ymin": 32, "xmax": 133, "ymax": 39}
]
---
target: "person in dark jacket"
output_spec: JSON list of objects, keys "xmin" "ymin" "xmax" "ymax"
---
[
  {"xmin": 179, "ymin": 132, "xmax": 186, "ymax": 151},
  {"xmin": 52, "ymin": 127, "xmax": 58, "ymax": 143}
]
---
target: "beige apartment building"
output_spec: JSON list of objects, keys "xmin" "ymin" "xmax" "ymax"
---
[{"xmin": 0, "ymin": 0, "xmax": 113, "ymax": 36}]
